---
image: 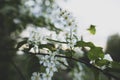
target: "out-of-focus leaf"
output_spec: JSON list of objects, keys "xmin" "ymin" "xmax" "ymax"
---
[
  {"xmin": 88, "ymin": 47, "xmax": 104, "ymax": 60},
  {"xmin": 111, "ymin": 62, "xmax": 120, "ymax": 70},
  {"xmin": 95, "ymin": 59, "xmax": 110, "ymax": 67},
  {"xmin": 105, "ymin": 62, "xmax": 120, "ymax": 73},
  {"xmin": 87, "ymin": 25, "xmax": 96, "ymax": 35}
]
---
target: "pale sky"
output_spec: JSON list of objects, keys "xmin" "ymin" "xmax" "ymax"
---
[{"xmin": 58, "ymin": 0, "xmax": 120, "ymax": 50}]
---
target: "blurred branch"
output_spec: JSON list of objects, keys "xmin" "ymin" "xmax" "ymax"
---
[
  {"xmin": 27, "ymin": 52, "xmax": 120, "ymax": 80},
  {"xmin": 11, "ymin": 60, "xmax": 27, "ymax": 80}
]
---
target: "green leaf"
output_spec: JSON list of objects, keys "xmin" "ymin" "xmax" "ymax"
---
[
  {"xmin": 75, "ymin": 41, "xmax": 95, "ymax": 48},
  {"xmin": 88, "ymin": 47, "xmax": 104, "ymax": 60},
  {"xmin": 95, "ymin": 59, "xmax": 110, "ymax": 67},
  {"xmin": 87, "ymin": 25, "xmax": 96, "ymax": 35},
  {"xmin": 105, "ymin": 62, "xmax": 120, "ymax": 73}
]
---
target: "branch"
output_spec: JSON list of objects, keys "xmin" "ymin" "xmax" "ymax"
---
[
  {"xmin": 11, "ymin": 60, "xmax": 27, "ymax": 80},
  {"xmin": 47, "ymin": 38, "xmax": 68, "ymax": 44},
  {"xmin": 27, "ymin": 52, "xmax": 120, "ymax": 80}
]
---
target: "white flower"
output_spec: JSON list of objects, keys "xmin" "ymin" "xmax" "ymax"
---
[
  {"xmin": 56, "ymin": 56, "xmax": 68, "ymax": 70},
  {"xmin": 40, "ymin": 55, "xmax": 50, "ymax": 66},
  {"xmin": 73, "ymin": 47, "xmax": 84, "ymax": 58},
  {"xmin": 46, "ymin": 63, "xmax": 57, "ymax": 73},
  {"xmin": 16, "ymin": 50, "xmax": 24, "ymax": 55},
  {"xmin": 28, "ymin": 28, "xmax": 50, "ymax": 45},
  {"xmin": 42, "ymin": 72, "xmax": 52, "ymax": 80},
  {"xmin": 35, "ymin": 0, "xmax": 42, "ymax": 4},
  {"xmin": 45, "ymin": 67, "xmax": 54, "ymax": 77},
  {"xmin": 50, "ymin": 57, "xmax": 59, "ymax": 65},
  {"xmin": 31, "ymin": 72, "xmax": 41, "ymax": 80},
  {"xmin": 66, "ymin": 33, "xmax": 77, "ymax": 49},
  {"xmin": 28, "ymin": 30, "xmax": 41, "ymax": 45},
  {"xmin": 104, "ymin": 54, "xmax": 113, "ymax": 61},
  {"xmin": 33, "ymin": 45, "xmax": 39, "ymax": 53},
  {"xmin": 25, "ymin": 0, "xmax": 35, "ymax": 7},
  {"xmin": 13, "ymin": 18, "xmax": 21, "ymax": 24},
  {"xmin": 45, "ymin": 0, "xmax": 50, "ymax": 6},
  {"xmin": 31, "ymin": 5, "xmax": 41, "ymax": 17},
  {"xmin": 72, "ymin": 63, "xmax": 84, "ymax": 80}
]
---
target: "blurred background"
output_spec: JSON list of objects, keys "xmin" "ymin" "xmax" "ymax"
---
[{"xmin": 0, "ymin": 0, "xmax": 120, "ymax": 80}]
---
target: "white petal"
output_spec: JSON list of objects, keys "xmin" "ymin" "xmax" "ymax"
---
[{"xmin": 104, "ymin": 54, "xmax": 113, "ymax": 61}]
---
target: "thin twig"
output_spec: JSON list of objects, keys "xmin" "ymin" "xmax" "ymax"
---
[{"xmin": 27, "ymin": 52, "xmax": 120, "ymax": 80}]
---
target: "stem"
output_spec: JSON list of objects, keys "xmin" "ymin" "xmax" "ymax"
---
[{"xmin": 27, "ymin": 52, "xmax": 120, "ymax": 80}]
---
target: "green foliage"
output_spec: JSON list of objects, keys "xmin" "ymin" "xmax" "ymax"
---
[
  {"xmin": 88, "ymin": 47, "xmax": 104, "ymax": 60},
  {"xmin": 95, "ymin": 59, "xmax": 110, "ymax": 67},
  {"xmin": 110, "ymin": 62, "xmax": 120, "ymax": 71},
  {"xmin": 75, "ymin": 40, "xmax": 104, "ymax": 61},
  {"xmin": 87, "ymin": 25, "xmax": 96, "ymax": 35},
  {"xmin": 75, "ymin": 40, "xmax": 95, "ymax": 48}
]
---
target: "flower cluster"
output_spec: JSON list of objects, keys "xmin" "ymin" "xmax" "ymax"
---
[
  {"xmin": 22, "ymin": 0, "xmax": 57, "ymax": 17},
  {"xmin": 31, "ymin": 50, "xmax": 68, "ymax": 80},
  {"xmin": 27, "ymin": 28, "xmax": 47, "ymax": 53},
  {"xmin": 31, "ymin": 72, "xmax": 41, "ymax": 80},
  {"xmin": 49, "ymin": 8, "xmax": 78, "ymax": 49},
  {"xmin": 31, "ymin": 51, "xmax": 57, "ymax": 80},
  {"xmin": 28, "ymin": 28, "xmax": 51, "ymax": 45},
  {"xmin": 70, "ymin": 63, "xmax": 84, "ymax": 80},
  {"xmin": 57, "ymin": 9, "xmax": 78, "ymax": 49},
  {"xmin": 23, "ymin": 0, "xmax": 79, "ymax": 50}
]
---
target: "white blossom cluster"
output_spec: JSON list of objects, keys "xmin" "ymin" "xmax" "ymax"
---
[
  {"xmin": 70, "ymin": 63, "xmax": 85, "ymax": 80},
  {"xmin": 22, "ymin": 0, "xmax": 79, "ymax": 50},
  {"xmin": 56, "ymin": 9, "xmax": 78, "ymax": 49},
  {"xmin": 31, "ymin": 50, "xmax": 68, "ymax": 80},
  {"xmin": 31, "ymin": 72, "xmax": 41, "ymax": 80},
  {"xmin": 31, "ymin": 51, "xmax": 57, "ymax": 80},
  {"xmin": 22, "ymin": 0, "xmax": 42, "ymax": 16},
  {"xmin": 28, "ymin": 28, "xmax": 51, "ymax": 45},
  {"xmin": 27, "ymin": 28, "xmax": 50, "ymax": 53},
  {"xmin": 22, "ymin": 0, "xmax": 58, "ymax": 17},
  {"xmin": 49, "ymin": 7, "xmax": 78, "ymax": 49},
  {"xmin": 27, "ymin": 26, "xmax": 78, "ymax": 52}
]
